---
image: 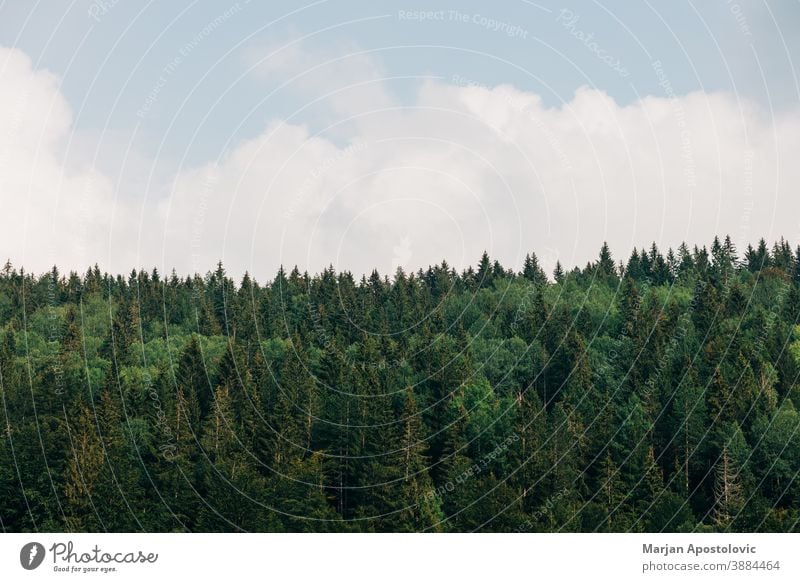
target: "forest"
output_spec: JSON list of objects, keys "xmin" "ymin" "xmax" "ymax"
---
[{"xmin": 1, "ymin": 236, "xmax": 800, "ymax": 533}]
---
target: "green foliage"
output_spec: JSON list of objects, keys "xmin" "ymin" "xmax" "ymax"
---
[{"xmin": 1, "ymin": 239, "xmax": 800, "ymax": 531}]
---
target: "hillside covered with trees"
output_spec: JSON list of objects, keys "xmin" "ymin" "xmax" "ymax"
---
[{"xmin": 1, "ymin": 236, "xmax": 800, "ymax": 532}]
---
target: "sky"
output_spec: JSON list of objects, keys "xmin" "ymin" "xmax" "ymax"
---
[{"xmin": 1, "ymin": 0, "xmax": 799, "ymax": 280}]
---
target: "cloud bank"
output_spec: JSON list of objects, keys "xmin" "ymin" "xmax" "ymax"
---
[{"xmin": 2, "ymin": 45, "xmax": 799, "ymax": 281}]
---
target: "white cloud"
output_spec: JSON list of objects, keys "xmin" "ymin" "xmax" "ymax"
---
[
  {"xmin": 161, "ymin": 78, "xmax": 800, "ymax": 278},
  {"xmin": 243, "ymin": 36, "xmax": 395, "ymax": 121},
  {"xmin": 0, "ymin": 47, "xmax": 119, "ymax": 274},
  {"xmin": 2, "ymin": 45, "xmax": 799, "ymax": 281}
]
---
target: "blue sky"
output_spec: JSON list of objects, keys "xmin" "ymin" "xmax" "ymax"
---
[
  {"xmin": 1, "ymin": 1, "xmax": 799, "ymax": 278},
  {"xmin": 3, "ymin": 1, "xmax": 797, "ymax": 162}
]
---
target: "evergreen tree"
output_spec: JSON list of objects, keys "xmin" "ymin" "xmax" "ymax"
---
[{"xmin": 0, "ymin": 238, "xmax": 798, "ymax": 532}]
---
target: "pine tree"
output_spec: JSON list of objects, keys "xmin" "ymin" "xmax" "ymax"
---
[
  {"xmin": 198, "ymin": 385, "xmax": 270, "ymax": 531},
  {"xmin": 592, "ymin": 451, "xmax": 626, "ymax": 531},
  {"xmin": 668, "ymin": 365, "xmax": 708, "ymax": 497},
  {"xmin": 476, "ymin": 251, "xmax": 493, "ymax": 288},
  {"xmin": 394, "ymin": 388, "xmax": 444, "ymax": 531},
  {"xmin": 522, "ymin": 253, "xmax": 547, "ymax": 285},
  {"xmin": 64, "ymin": 397, "xmax": 105, "ymax": 531},
  {"xmin": 271, "ymin": 334, "xmax": 317, "ymax": 463},
  {"xmin": 553, "ymin": 261, "xmax": 564, "ymax": 283},
  {"xmin": 510, "ymin": 387, "xmax": 548, "ymax": 514},
  {"xmin": 713, "ymin": 448, "xmax": 745, "ymax": 529},
  {"xmin": 1, "ymin": 239, "xmax": 799, "ymax": 533},
  {"xmin": 709, "ymin": 422, "xmax": 753, "ymax": 531},
  {"xmin": 177, "ymin": 335, "xmax": 208, "ymax": 421},
  {"xmin": 596, "ymin": 242, "xmax": 616, "ymax": 282}
]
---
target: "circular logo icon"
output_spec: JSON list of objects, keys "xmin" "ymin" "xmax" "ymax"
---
[{"xmin": 20, "ymin": 542, "xmax": 46, "ymax": 570}]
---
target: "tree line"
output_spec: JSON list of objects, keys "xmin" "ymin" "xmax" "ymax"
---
[{"xmin": 1, "ymin": 236, "xmax": 800, "ymax": 532}]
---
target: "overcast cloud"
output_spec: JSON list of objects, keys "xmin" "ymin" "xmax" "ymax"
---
[{"xmin": 2, "ymin": 37, "xmax": 799, "ymax": 280}]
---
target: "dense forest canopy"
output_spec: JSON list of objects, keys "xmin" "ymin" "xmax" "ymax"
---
[{"xmin": 1, "ymin": 236, "xmax": 800, "ymax": 532}]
